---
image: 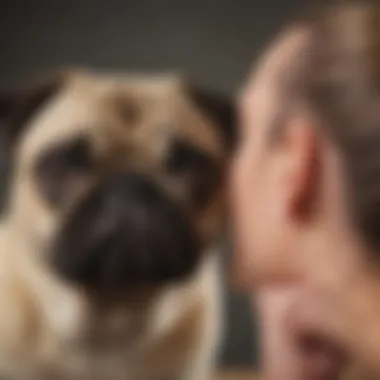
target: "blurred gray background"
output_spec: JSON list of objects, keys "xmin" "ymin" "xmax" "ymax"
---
[{"xmin": 0, "ymin": 0, "xmax": 305, "ymax": 368}]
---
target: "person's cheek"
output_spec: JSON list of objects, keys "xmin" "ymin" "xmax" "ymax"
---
[
  {"xmin": 230, "ymin": 148, "xmax": 254, "ymax": 284},
  {"xmin": 233, "ymin": 155, "xmax": 299, "ymax": 285},
  {"xmin": 230, "ymin": 145, "xmax": 267, "ymax": 287},
  {"xmin": 230, "ymin": 146, "xmax": 251, "ymax": 220}
]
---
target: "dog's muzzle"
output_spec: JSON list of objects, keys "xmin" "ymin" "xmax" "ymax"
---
[{"xmin": 50, "ymin": 172, "xmax": 201, "ymax": 290}]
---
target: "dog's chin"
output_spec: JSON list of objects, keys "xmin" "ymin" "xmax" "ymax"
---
[{"xmin": 49, "ymin": 172, "xmax": 201, "ymax": 292}]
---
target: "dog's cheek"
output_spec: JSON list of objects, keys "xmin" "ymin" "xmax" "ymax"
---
[{"xmin": 166, "ymin": 138, "xmax": 222, "ymax": 209}]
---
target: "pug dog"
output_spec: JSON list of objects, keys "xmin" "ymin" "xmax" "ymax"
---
[{"xmin": 0, "ymin": 69, "xmax": 235, "ymax": 380}]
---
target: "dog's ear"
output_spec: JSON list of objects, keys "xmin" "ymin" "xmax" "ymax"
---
[
  {"xmin": 0, "ymin": 71, "xmax": 67, "ymax": 210},
  {"xmin": 0, "ymin": 71, "xmax": 67, "ymax": 212},
  {"xmin": 0, "ymin": 71, "xmax": 67, "ymax": 154},
  {"xmin": 185, "ymin": 81, "xmax": 236, "ymax": 151}
]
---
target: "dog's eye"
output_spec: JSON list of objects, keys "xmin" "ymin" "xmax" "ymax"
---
[
  {"xmin": 167, "ymin": 140, "xmax": 213, "ymax": 173},
  {"xmin": 37, "ymin": 137, "xmax": 94, "ymax": 175},
  {"xmin": 166, "ymin": 140, "xmax": 221, "ymax": 208},
  {"xmin": 34, "ymin": 137, "xmax": 95, "ymax": 206}
]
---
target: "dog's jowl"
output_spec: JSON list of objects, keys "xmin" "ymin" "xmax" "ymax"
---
[{"xmin": 0, "ymin": 70, "xmax": 235, "ymax": 380}]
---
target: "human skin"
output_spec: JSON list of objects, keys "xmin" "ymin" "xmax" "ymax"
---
[{"xmin": 230, "ymin": 24, "xmax": 380, "ymax": 380}]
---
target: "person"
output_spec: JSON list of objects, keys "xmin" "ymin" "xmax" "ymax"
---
[{"xmin": 230, "ymin": 2, "xmax": 380, "ymax": 380}]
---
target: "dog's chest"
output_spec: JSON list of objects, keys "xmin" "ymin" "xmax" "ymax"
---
[
  {"xmin": 0, "ymin": 239, "xmax": 220, "ymax": 380},
  {"xmin": 54, "ymin": 308, "xmax": 154, "ymax": 380},
  {"xmin": 48, "ymin": 290, "xmax": 204, "ymax": 380}
]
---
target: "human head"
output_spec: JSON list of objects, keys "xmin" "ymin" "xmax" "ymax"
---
[
  {"xmin": 231, "ymin": 2, "xmax": 380, "ymax": 379},
  {"xmin": 232, "ymin": 0, "xmax": 380, "ymax": 288}
]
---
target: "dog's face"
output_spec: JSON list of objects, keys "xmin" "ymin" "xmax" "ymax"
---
[{"xmin": 0, "ymin": 70, "xmax": 234, "ymax": 292}]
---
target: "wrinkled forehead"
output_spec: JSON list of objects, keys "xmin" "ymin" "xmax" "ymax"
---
[
  {"xmin": 18, "ymin": 72, "xmax": 221, "ymax": 162},
  {"xmin": 90, "ymin": 71, "xmax": 184, "ymax": 99}
]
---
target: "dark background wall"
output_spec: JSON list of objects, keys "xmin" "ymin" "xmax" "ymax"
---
[{"xmin": 0, "ymin": 0, "xmax": 305, "ymax": 368}]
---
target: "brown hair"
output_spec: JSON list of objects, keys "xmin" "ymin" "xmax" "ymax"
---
[{"xmin": 285, "ymin": 1, "xmax": 380, "ymax": 250}]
